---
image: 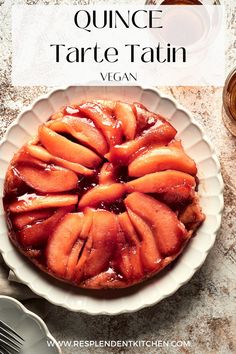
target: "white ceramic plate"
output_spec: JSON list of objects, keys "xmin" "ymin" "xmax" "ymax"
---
[
  {"xmin": 0, "ymin": 295, "xmax": 61, "ymax": 353},
  {"xmin": 0, "ymin": 86, "xmax": 223, "ymax": 315}
]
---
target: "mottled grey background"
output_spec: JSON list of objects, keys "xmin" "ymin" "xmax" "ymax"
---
[{"xmin": 0, "ymin": 0, "xmax": 236, "ymax": 353}]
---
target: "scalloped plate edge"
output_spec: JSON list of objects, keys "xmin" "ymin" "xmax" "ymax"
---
[{"xmin": 0, "ymin": 295, "xmax": 61, "ymax": 353}]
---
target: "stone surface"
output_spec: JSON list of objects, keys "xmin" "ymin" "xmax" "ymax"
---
[{"xmin": 0, "ymin": 0, "xmax": 236, "ymax": 353}]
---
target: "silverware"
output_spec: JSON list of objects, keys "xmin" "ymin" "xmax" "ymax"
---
[{"xmin": 0, "ymin": 320, "xmax": 24, "ymax": 353}]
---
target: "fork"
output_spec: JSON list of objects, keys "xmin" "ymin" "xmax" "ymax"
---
[{"xmin": 0, "ymin": 320, "xmax": 24, "ymax": 353}]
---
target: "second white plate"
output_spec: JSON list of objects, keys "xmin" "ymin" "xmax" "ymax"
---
[{"xmin": 0, "ymin": 296, "xmax": 61, "ymax": 353}]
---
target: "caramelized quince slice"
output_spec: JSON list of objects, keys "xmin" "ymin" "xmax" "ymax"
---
[
  {"xmin": 126, "ymin": 208, "xmax": 162, "ymax": 271},
  {"xmin": 39, "ymin": 126, "xmax": 101, "ymax": 168},
  {"xmin": 133, "ymin": 102, "xmax": 157, "ymax": 133},
  {"xmin": 159, "ymin": 184, "xmax": 195, "ymax": 207},
  {"xmin": 112, "ymin": 221, "xmax": 132, "ymax": 279},
  {"xmin": 82, "ymin": 210, "xmax": 117, "ymax": 278},
  {"xmin": 47, "ymin": 213, "xmax": 84, "ymax": 277},
  {"xmin": 26, "ymin": 145, "xmax": 94, "ymax": 176},
  {"xmin": 72, "ymin": 210, "xmax": 94, "ymax": 282},
  {"xmin": 16, "ymin": 163, "xmax": 78, "ymax": 193},
  {"xmin": 80, "ymin": 269, "xmax": 124, "ymax": 289},
  {"xmin": 4, "ymin": 167, "xmax": 23, "ymax": 195},
  {"xmin": 125, "ymin": 192, "xmax": 188, "ymax": 257},
  {"xmin": 118, "ymin": 212, "xmax": 140, "ymax": 247},
  {"xmin": 133, "ymin": 102, "xmax": 174, "ymax": 133},
  {"xmin": 107, "ymin": 119, "xmax": 177, "ymax": 165},
  {"xmin": 126, "ymin": 170, "xmax": 196, "ymax": 195},
  {"xmin": 47, "ymin": 116, "xmax": 108, "ymax": 155},
  {"xmin": 128, "ymin": 146, "xmax": 197, "ymax": 177},
  {"xmin": 117, "ymin": 212, "xmax": 143, "ymax": 279},
  {"xmin": 13, "ymin": 209, "xmax": 54, "ymax": 229},
  {"xmin": 78, "ymin": 183, "xmax": 126, "ymax": 210},
  {"xmin": 9, "ymin": 194, "xmax": 78, "ymax": 213},
  {"xmin": 19, "ymin": 207, "xmax": 71, "ymax": 248},
  {"xmin": 79, "ymin": 102, "xmax": 123, "ymax": 147},
  {"xmin": 115, "ymin": 102, "xmax": 137, "ymax": 141},
  {"xmin": 65, "ymin": 239, "xmax": 85, "ymax": 281},
  {"xmin": 16, "ymin": 149, "xmax": 46, "ymax": 168}
]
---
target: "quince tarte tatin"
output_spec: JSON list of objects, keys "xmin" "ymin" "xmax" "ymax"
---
[{"xmin": 3, "ymin": 99, "xmax": 205, "ymax": 289}]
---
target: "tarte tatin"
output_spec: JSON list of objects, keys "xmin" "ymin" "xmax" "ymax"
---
[{"xmin": 3, "ymin": 99, "xmax": 205, "ymax": 289}]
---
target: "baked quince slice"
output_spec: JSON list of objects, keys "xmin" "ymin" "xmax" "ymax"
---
[
  {"xmin": 26, "ymin": 145, "xmax": 94, "ymax": 176},
  {"xmin": 115, "ymin": 102, "xmax": 137, "ymax": 141},
  {"xmin": 65, "ymin": 239, "xmax": 85, "ymax": 281},
  {"xmin": 159, "ymin": 184, "xmax": 195, "ymax": 207},
  {"xmin": 125, "ymin": 192, "xmax": 188, "ymax": 257},
  {"xmin": 128, "ymin": 146, "xmax": 197, "ymax": 177},
  {"xmin": 19, "ymin": 207, "xmax": 71, "ymax": 248},
  {"xmin": 13, "ymin": 209, "xmax": 54, "ymax": 229},
  {"xmin": 113, "ymin": 217, "xmax": 133, "ymax": 280},
  {"xmin": 79, "ymin": 102, "xmax": 123, "ymax": 147},
  {"xmin": 117, "ymin": 212, "xmax": 143, "ymax": 279},
  {"xmin": 133, "ymin": 102, "xmax": 157, "ymax": 133},
  {"xmin": 126, "ymin": 170, "xmax": 196, "ymax": 200},
  {"xmin": 39, "ymin": 126, "xmax": 101, "ymax": 168},
  {"xmin": 47, "ymin": 213, "xmax": 84, "ymax": 277},
  {"xmin": 9, "ymin": 194, "xmax": 78, "ymax": 213},
  {"xmin": 125, "ymin": 207, "xmax": 162, "ymax": 271},
  {"xmin": 80, "ymin": 269, "xmax": 124, "ymax": 289},
  {"xmin": 47, "ymin": 116, "xmax": 108, "ymax": 155},
  {"xmin": 78, "ymin": 183, "xmax": 126, "ymax": 210},
  {"xmin": 70, "ymin": 210, "xmax": 94, "ymax": 282},
  {"xmin": 16, "ymin": 149, "xmax": 46, "ymax": 168},
  {"xmin": 16, "ymin": 163, "xmax": 78, "ymax": 193},
  {"xmin": 82, "ymin": 209, "xmax": 117, "ymax": 279}
]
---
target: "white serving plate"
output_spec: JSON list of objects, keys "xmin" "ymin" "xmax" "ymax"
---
[
  {"xmin": 0, "ymin": 86, "xmax": 223, "ymax": 315},
  {"xmin": 0, "ymin": 295, "xmax": 61, "ymax": 353}
]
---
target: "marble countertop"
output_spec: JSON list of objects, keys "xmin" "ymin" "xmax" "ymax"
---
[{"xmin": 0, "ymin": 1, "xmax": 235, "ymax": 353}]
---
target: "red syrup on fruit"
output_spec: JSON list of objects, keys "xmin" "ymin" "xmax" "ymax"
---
[
  {"xmin": 96, "ymin": 197, "xmax": 127, "ymax": 214},
  {"xmin": 77, "ymin": 174, "xmax": 99, "ymax": 196}
]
